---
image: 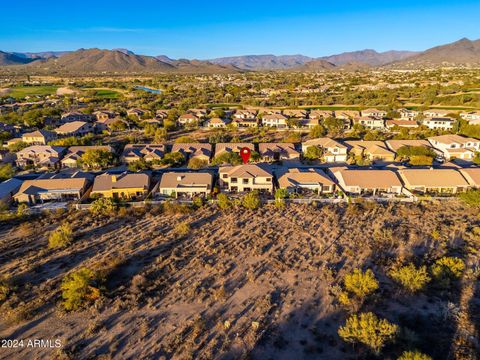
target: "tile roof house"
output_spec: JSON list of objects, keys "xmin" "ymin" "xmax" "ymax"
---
[
  {"xmin": 352, "ymin": 116, "xmax": 385, "ymax": 130},
  {"xmin": 398, "ymin": 108, "xmax": 420, "ymax": 120},
  {"xmin": 459, "ymin": 111, "xmax": 480, "ymax": 125},
  {"xmin": 397, "ymin": 168, "xmax": 470, "ymax": 194},
  {"xmin": 214, "ymin": 143, "xmax": 255, "ymax": 158},
  {"xmin": 309, "ymin": 110, "xmax": 333, "ymax": 120},
  {"xmin": 158, "ymin": 172, "xmax": 213, "ymax": 198},
  {"xmin": 345, "ymin": 141, "xmax": 396, "ymax": 163},
  {"xmin": 301, "ymin": 138, "xmax": 348, "ymax": 162},
  {"xmin": 61, "ymin": 145, "xmax": 114, "ymax": 168},
  {"xmin": 94, "ymin": 111, "xmax": 116, "ymax": 122},
  {"xmin": 385, "ymin": 120, "xmax": 419, "ymax": 129},
  {"xmin": 423, "ymin": 109, "xmax": 451, "ymax": 118},
  {"xmin": 233, "ymin": 109, "xmax": 257, "ymax": 119},
  {"xmin": 171, "ymin": 143, "xmax": 212, "ymax": 163},
  {"xmin": 422, "ymin": 117, "xmax": 455, "ymax": 130},
  {"xmin": 458, "ymin": 168, "xmax": 480, "ymax": 188},
  {"xmin": 261, "ymin": 114, "xmax": 288, "ymax": 128},
  {"xmin": 332, "ymin": 168, "xmax": 403, "ymax": 195},
  {"xmin": 13, "ymin": 175, "xmax": 89, "ymax": 205},
  {"xmin": 385, "ymin": 139, "xmax": 433, "ymax": 153},
  {"xmin": 22, "ymin": 129, "xmax": 57, "ymax": 145},
  {"xmin": 54, "ymin": 121, "xmax": 94, "ymax": 137},
  {"xmin": 283, "ymin": 109, "xmax": 307, "ymax": 118},
  {"xmin": 258, "ymin": 143, "xmax": 300, "ymax": 162},
  {"xmin": 177, "ymin": 113, "xmax": 200, "ymax": 126},
  {"xmin": 219, "ymin": 164, "xmax": 273, "ymax": 193},
  {"xmin": 428, "ymin": 134, "xmax": 480, "ymax": 161},
  {"xmin": 121, "ymin": 144, "xmax": 165, "ymax": 163},
  {"xmin": 61, "ymin": 111, "xmax": 94, "ymax": 124},
  {"xmin": 361, "ymin": 108, "xmax": 387, "ymax": 119},
  {"xmin": 91, "ymin": 172, "xmax": 150, "ymax": 200},
  {"xmin": 127, "ymin": 108, "xmax": 149, "ymax": 118},
  {"xmin": 277, "ymin": 168, "xmax": 335, "ymax": 194},
  {"xmin": 205, "ymin": 117, "xmax": 231, "ymax": 128},
  {"xmin": 155, "ymin": 110, "xmax": 169, "ymax": 119},
  {"xmin": 334, "ymin": 110, "xmax": 360, "ymax": 120},
  {"xmin": 16, "ymin": 145, "xmax": 65, "ymax": 169}
]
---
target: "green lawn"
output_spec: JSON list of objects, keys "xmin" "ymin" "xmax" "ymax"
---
[
  {"xmin": 93, "ymin": 89, "xmax": 120, "ymax": 99},
  {"xmin": 6, "ymin": 85, "xmax": 58, "ymax": 99}
]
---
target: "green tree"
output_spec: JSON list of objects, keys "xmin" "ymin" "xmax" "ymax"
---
[
  {"xmin": 389, "ymin": 263, "xmax": 430, "ymax": 293},
  {"xmin": 90, "ymin": 197, "xmax": 116, "ymax": 216},
  {"xmin": 324, "ymin": 116, "xmax": 344, "ymax": 136},
  {"xmin": 78, "ymin": 149, "xmax": 114, "ymax": 170},
  {"xmin": 212, "ymin": 152, "xmax": 242, "ymax": 166},
  {"xmin": 459, "ymin": 190, "xmax": 480, "ymax": 208},
  {"xmin": 339, "ymin": 269, "xmax": 379, "ymax": 309},
  {"xmin": 48, "ymin": 223, "xmax": 73, "ymax": 249},
  {"xmin": 0, "ymin": 163, "xmax": 14, "ymax": 182},
  {"xmin": 242, "ymin": 191, "xmax": 261, "ymax": 210},
  {"xmin": 397, "ymin": 350, "xmax": 432, "ymax": 360},
  {"xmin": 175, "ymin": 136, "xmax": 197, "ymax": 143},
  {"xmin": 338, "ymin": 312, "xmax": 398, "ymax": 355},
  {"xmin": 304, "ymin": 145, "xmax": 323, "ymax": 161},
  {"xmin": 217, "ymin": 193, "xmax": 231, "ymax": 209},
  {"xmin": 0, "ymin": 276, "xmax": 11, "ymax": 303},
  {"xmin": 309, "ymin": 124, "xmax": 326, "ymax": 138},
  {"xmin": 128, "ymin": 158, "xmax": 151, "ymax": 172},
  {"xmin": 161, "ymin": 152, "xmax": 185, "ymax": 166},
  {"xmin": 61, "ymin": 268, "xmax": 100, "ymax": 311}
]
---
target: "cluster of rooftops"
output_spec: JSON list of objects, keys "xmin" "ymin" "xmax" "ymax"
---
[
  {"xmin": 8, "ymin": 133, "xmax": 480, "ymax": 170},
  {"xmin": 2, "ymin": 163, "xmax": 479, "ymax": 207}
]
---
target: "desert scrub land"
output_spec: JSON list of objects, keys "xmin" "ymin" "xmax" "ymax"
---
[{"xmin": 0, "ymin": 201, "xmax": 479, "ymax": 359}]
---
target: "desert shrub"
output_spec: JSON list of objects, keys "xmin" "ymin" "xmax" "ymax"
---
[
  {"xmin": 192, "ymin": 197, "xmax": 204, "ymax": 208},
  {"xmin": 242, "ymin": 191, "xmax": 261, "ymax": 210},
  {"xmin": 174, "ymin": 221, "xmax": 191, "ymax": 236},
  {"xmin": 431, "ymin": 256, "xmax": 465, "ymax": 287},
  {"xmin": 339, "ymin": 269, "xmax": 379, "ymax": 309},
  {"xmin": 0, "ymin": 163, "xmax": 14, "ymax": 182},
  {"xmin": 187, "ymin": 158, "xmax": 208, "ymax": 169},
  {"xmin": 48, "ymin": 224, "xmax": 73, "ymax": 249},
  {"xmin": 217, "ymin": 193, "xmax": 231, "ymax": 209},
  {"xmin": 408, "ymin": 155, "xmax": 433, "ymax": 166},
  {"xmin": 275, "ymin": 188, "xmax": 289, "ymax": 208},
  {"xmin": 162, "ymin": 201, "xmax": 193, "ymax": 214},
  {"xmin": 389, "ymin": 263, "xmax": 430, "ymax": 293},
  {"xmin": 0, "ymin": 276, "xmax": 11, "ymax": 302},
  {"xmin": 61, "ymin": 268, "xmax": 100, "ymax": 311},
  {"xmin": 303, "ymin": 145, "xmax": 323, "ymax": 160},
  {"xmin": 90, "ymin": 197, "xmax": 116, "ymax": 216},
  {"xmin": 16, "ymin": 203, "xmax": 28, "ymax": 217},
  {"xmin": 338, "ymin": 312, "xmax": 398, "ymax": 355},
  {"xmin": 459, "ymin": 190, "xmax": 480, "ymax": 208},
  {"xmin": 397, "ymin": 350, "xmax": 432, "ymax": 360}
]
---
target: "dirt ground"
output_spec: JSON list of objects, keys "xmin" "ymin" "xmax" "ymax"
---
[{"xmin": 0, "ymin": 201, "xmax": 479, "ymax": 359}]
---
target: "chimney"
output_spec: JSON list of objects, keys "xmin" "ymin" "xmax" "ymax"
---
[
  {"xmin": 177, "ymin": 175, "xmax": 183, "ymax": 181},
  {"xmin": 111, "ymin": 175, "xmax": 117, "ymax": 182}
]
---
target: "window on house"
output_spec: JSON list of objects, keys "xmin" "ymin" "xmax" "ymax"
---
[
  {"xmin": 242, "ymin": 179, "xmax": 249, "ymax": 184},
  {"xmin": 231, "ymin": 178, "xmax": 237, "ymax": 183}
]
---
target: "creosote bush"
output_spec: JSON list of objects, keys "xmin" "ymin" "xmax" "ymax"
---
[
  {"xmin": 0, "ymin": 276, "xmax": 12, "ymax": 303},
  {"xmin": 338, "ymin": 312, "xmax": 398, "ymax": 355},
  {"xmin": 242, "ymin": 191, "xmax": 261, "ymax": 210},
  {"xmin": 61, "ymin": 268, "xmax": 100, "ymax": 311},
  {"xmin": 339, "ymin": 269, "xmax": 379, "ymax": 309},
  {"xmin": 217, "ymin": 193, "xmax": 231, "ymax": 210},
  {"xmin": 48, "ymin": 224, "xmax": 73, "ymax": 249},
  {"xmin": 431, "ymin": 256, "xmax": 465, "ymax": 288},
  {"xmin": 174, "ymin": 221, "xmax": 191, "ymax": 236},
  {"xmin": 397, "ymin": 350, "xmax": 432, "ymax": 360},
  {"xmin": 90, "ymin": 197, "xmax": 116, "ymax": 216},
  {"xmin": 389, "ymin": 263, "xmax": 430, "ymax": 293}
]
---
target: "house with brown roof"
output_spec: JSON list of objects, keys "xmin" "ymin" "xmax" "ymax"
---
[
  {"xmin": 422, "ymin": 117, "xmax": 455, "ymax": 130},
  {"xmin": 171, "ymin": 143, "xmax": 212, "ymax": 163},
  {"xmin": 309, "ymin": 110, "xmax": 333, "ymax": 120},
  {"xmin": 13, "ymin": 174, "xmax": 90, "ymax": 205},
  {"xmin": 233, "ymin": 109, "xmax": 257, "ymax": 119},
  {"xmin": 385, "ymin": 139, "xmax": 433, "ymax": 154},
  {"xmin": 204, "ymin": 117, "xmax": 231, "ymax": 128},
  {"xmin": 214, "ymin": 143, "xmax": 255, "ymax": 158},
  {"xmin": 61, "ymin": 111, "xmax": 94, "ymax": 124},
  {"xmin": 397, "ymin": 168, "xmax": 470, "ymax": 194},
  {"xmin": 284, "ymin": 109, "xmax": 307, "ymax": 118},
  {"xmin": 258, "ymin": 143, "xmax": 300, "ymax": 162},
  {"xmin": 127, "ymin": 108, "xmax": 149, "ymax": 118},
  {"xmin": 398, "ymin": 108, "xmax": 420, "ymax": 120},
  {"xmin": 187, "ymin": 108, "xmax": 208, "ymax": 118},
  {"xmin": 301, "ymin": 138, "xmax": 348, "ymax": 163},
  {"xmin": 277, "ymin": 168, "xmax": 335, "ymax": 194},
  {"xmin": 61, "ymin": 146, "xmax": 114, "ymax": 168},
  {"xmin": 299, "ymin": 118, "xmax": 320, "ymax": 129},
  {"xmin": 361, "ymin": 108, "xmax": 387, "ymax": 119},
  {"xmin": 332, "ymin": 168, "xmax": 403, "ymax": 195},
  {"xmin": 219, "ymin": 164, "xmax": 273, "ymax": 193},
  {"xmin": 54, "ymin": 121, "xmax": 94, "ymax": 137},
  {"xmin": 428, "ymin": 134, "xmax": 480, "ymax": 161},
  {"xmin": 95, "ymin": 117, "xmax": 125, "ymax": 132},
  {"xmin": 261, "ymin": 114, "xmax": 288, "ymax": 128},
  {"xmin": 385, "ymin": 120, "xmax": 419, "ymax": 129},
  {"xmin": 16, "ymin": 145, "xmax": 65, "ymax": 169},
  {"xmin": 94, "ymin": 111, "xmax": 116, "ymax": 122},
  {"xmin": 155, "ymin": 110, "xmax": 169, "ymax": 119},
  {"xmin": 458, "ymin": 168, "xmax": 480, "ymax": 188},
  {"xmin": 345, "ymin": 141, "xmax": 395, "ymax": 163},
  {"xmin": 22, "ymin": 129, "xmax": 57, "ymax": 145},
  {"xmin": 91, "ymin": 172, "xmax": 150, "ymax": 200},
  {"xmin": 157, "ymin": 172, "xmax": 213, "ymax": 198},
  {"xmin": 231, "ymin": 118, "xmax": 258, "ymax": 128},
  {"xmin": 121, "ymin": 144, "xmax": 165, "ymax": 163},
  {"xmin": 177, "ymin": 113, "xmax": 200, "ymax": 126},
  {"xmin": 334, "ymin": 110, "xmax": 360, "ymax": 120}
]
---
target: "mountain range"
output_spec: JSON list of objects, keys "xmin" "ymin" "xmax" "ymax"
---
[{"xmin": 1, "ymin": 38, "xmax": 480, "ymax": 73}]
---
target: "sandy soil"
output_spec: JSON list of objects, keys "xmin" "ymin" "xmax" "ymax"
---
[
  {"xmin": 0, "ymin": 201, "xmax": 478, "ymax": 359},
  {"xmin": 0, "ymin": 88, "xmax": 11, "ymax": 96},
  {"xmin": 56, "ymin": 87, "xmax": 77, "ymax": 96}
]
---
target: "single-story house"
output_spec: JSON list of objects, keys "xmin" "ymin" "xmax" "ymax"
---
[
  {"xmin": 121, "ymin": 144, "xmax": 165, "ymax": 163},
  {"xmin": 157, "ymin": 172, "xmax": 213, "ymax": 198},
  {"xmin": 171, "ymin": 143, "xmax": 212, "ymax": 163},
  {"xmin": 345, "ymin": 141, "xmax": 396, "ymax": 163},
  {"xmin": 0, "ymin": 178, "xmax": 23, "ymax": 205},
  {"xmin": 61, "ymin": 145, "xmax": 114, "ymax": 168},
  {"xmin": 277, "ymin": 168, "xmax": 335, "ymax": 194},
  {"xmin": 332, "ymin": 168, "xmax": 403, "ymax": 195},
  {"xmin": 54, "ymin": 121, "xmax": 94, "ymax": 137},
  {"xmin": 214, "ymin": 143, "xmax": 255, "ymax": 158},
  {"xmin": 258, "ymin": 143, "xmax": 300, "ymax": 162},
  {"xmin": 397, "ymin": 168, "xmax": 470, "ymax": 194},
  {"xmin": 91, "ymin": 172, "xmax": 150, "ymax": 200}
]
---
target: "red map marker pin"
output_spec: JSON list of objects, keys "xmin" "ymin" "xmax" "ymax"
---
[{"xmin": 240, "ymin": 147, "xmax": 251, "ymax": 164}]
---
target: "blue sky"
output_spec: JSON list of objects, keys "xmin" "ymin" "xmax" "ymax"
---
[{"xmin": 2, "ymin": 0, "xmax": 480, "ymax": 59}]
